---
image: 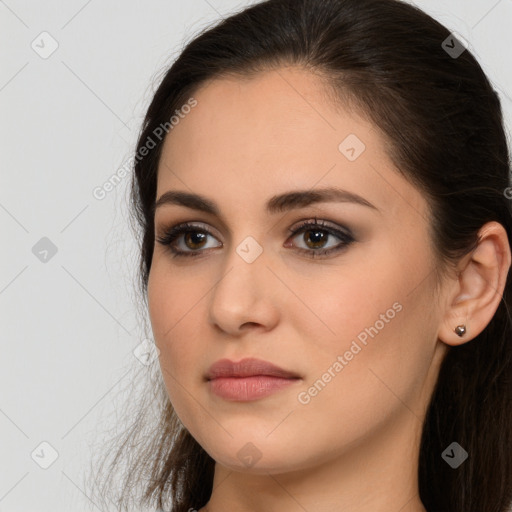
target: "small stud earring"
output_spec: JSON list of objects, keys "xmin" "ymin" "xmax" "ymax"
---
[{"xmin": 454, "ymin": 324, "xmax": 466, "ymax": 337}]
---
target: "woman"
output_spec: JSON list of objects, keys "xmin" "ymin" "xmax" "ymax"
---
[{"xmin": 91, "ymin": 0, "xmax": 512, "ymax": 510}]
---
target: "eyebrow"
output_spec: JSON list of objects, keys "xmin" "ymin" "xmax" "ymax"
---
[{"xmin": 153, "ymin": 187, "xmax": 379, "ymax": 216}]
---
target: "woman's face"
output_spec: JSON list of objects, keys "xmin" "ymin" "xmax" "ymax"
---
[{"xmin": 147, "ymin": 67, "xmax": 448, "ymax": 474}]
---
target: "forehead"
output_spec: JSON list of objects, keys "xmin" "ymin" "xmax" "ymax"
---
[
  {"xmin": 162, "ymin": 67, "xmax": 359, "ymax": 173},
  {"xmin": 156, "ymin": 67, "xmax": 427, "ymax": 222}
]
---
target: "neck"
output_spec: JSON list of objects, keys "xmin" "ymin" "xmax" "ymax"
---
[{"xmin": 199, "ymin": 406, "xmax": 427, "ymax": 512}]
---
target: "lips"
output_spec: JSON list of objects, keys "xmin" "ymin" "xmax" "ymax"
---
[
  {"xmin": 205, "ymin": 357, "xmax": 302, "ymax": 401},
  {"xmin": 205, "ymin": 357, "xmax": 300, "ymax": 380}
]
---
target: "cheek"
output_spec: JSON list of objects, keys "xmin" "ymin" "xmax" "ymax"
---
[
  {"xmin": 288, "ymin": 258, "xmax": 405, "ymax": 359},
  {"xmin": 147, "ymin": 263, "xmax": 208, "ymax": 399},
  {"xmin": 147, "ymin": 257, "xmax": 201, "ymax": 343},
  {"xmin": 147, "ymin": 266, "xmax": 173, "ymax": 342},
  {"xmin": 313, "ymin": 252, "xmax": 434, "ymax": 406},
  {"xmin": 287, "ymin": 287, "xmax": 434, "ymax": 457},
  {"xmin": 148, "ymin": 266, "xmax": 185, "ymax": 374}
]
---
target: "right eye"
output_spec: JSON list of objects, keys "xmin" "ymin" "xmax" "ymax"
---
[{"xmin": 155, "ymin": 222, "xmax": 221, "ymax": 258}]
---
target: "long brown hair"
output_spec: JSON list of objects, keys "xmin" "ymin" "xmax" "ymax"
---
[{"xmin": 89, "ymin": 1, "xmax": 512, "ymax": 510}]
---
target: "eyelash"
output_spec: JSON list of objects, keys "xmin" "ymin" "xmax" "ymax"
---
[{"xmin": 155, "ymin": 218, "xmax": 355, "ymax": 260}]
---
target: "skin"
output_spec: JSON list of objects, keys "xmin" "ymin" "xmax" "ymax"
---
[{"xmin": 147, "ymin": 66, "xmax": 511, "ymax": 512}]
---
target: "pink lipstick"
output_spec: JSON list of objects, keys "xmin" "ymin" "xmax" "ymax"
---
[{"xmin": 205, "ymin": 357, "xmax": 301, "ymax": 401}]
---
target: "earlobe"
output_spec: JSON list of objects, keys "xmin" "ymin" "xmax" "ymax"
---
[
  {"xmin": 438, "ymin": 307, "xmax": 470, "ymax": 346},
  {"xmin": 438, "ymin": 221, "xmax": 511, "ymax": 347}
]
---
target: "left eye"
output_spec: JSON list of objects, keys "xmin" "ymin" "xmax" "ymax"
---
[
  {"xmin": 287, "ymin": 223, "xmax": 348, "ymax": 251},
  {"xmin": 155, "ymin": 219, "xmax": 355, "ymax": 259},
  {"xmin": 284, "ymin": 219, "xmax": 355, "ymax": 258}
]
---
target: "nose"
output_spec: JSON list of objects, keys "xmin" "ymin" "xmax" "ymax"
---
[{"xmin": 207, "ymin": 243, "xmax": 280, "ymax": 336}]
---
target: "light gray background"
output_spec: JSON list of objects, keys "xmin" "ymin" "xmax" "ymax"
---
[{"xmin": 1, "ymin": 1, "xmax": 511, "ymax": 511}]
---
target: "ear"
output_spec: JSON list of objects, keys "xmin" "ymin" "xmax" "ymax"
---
[{"xmin": 438, "ymin": 221, "xmax": 511, "ymax": 346}]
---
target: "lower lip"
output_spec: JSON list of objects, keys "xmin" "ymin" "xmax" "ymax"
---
[{"xmin": 208, "ymin": 376, "xmax": 300, "ymax": 401}]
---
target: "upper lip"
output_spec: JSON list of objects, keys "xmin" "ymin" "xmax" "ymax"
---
[{"xmin": 206, "ymin": 357, "xmax": 301, "ymax": 380}]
